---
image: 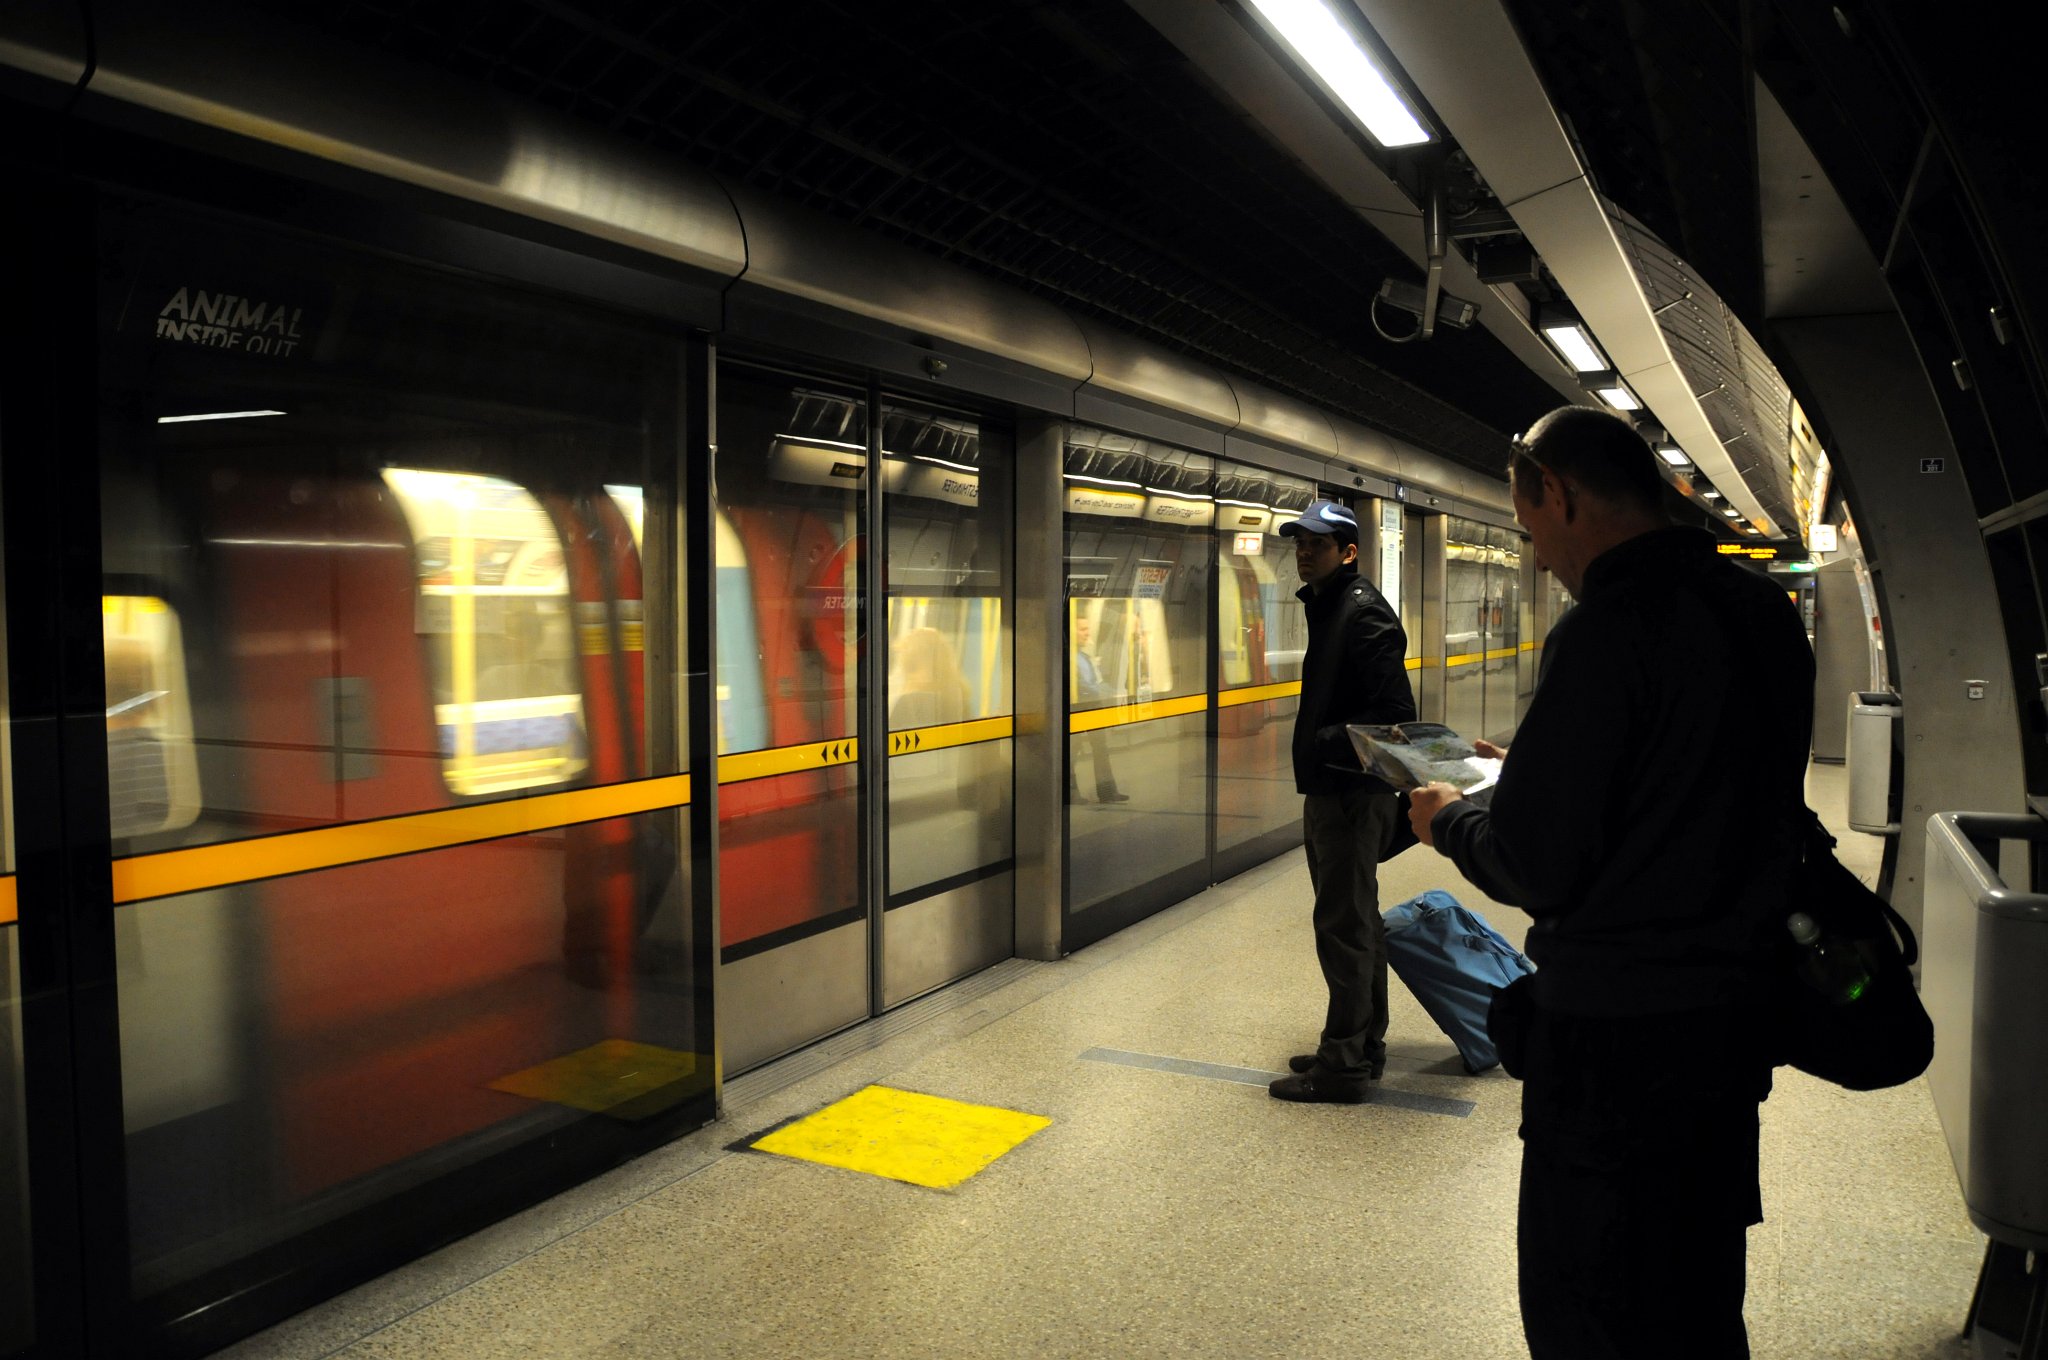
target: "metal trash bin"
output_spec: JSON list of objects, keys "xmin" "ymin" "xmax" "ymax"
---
[
  {"xmin": 1847, "ymin": 691, "xmax": 1902, "ymax": 834},
  {"xmin": 1925, "ymin": 810, "xmax": 2048, "ymax": 1355}
]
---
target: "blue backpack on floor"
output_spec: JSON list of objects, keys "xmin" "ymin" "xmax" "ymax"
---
[{"xmin": 1381, "ymin": 890, "xmax": 1534, "ymax": 1074}]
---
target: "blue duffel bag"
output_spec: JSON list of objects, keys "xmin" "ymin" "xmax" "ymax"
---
[{"xmin": 1381, "ymin": 889, "xmax": 1534, "ymax": 1074}]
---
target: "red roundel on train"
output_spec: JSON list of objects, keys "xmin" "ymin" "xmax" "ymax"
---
[{"xmin": 804, "ymin": 534, "xmax": 864, "ymax": 674}]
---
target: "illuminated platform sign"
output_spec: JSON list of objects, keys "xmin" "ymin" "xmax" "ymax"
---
[{"xmin": 1717, "ymin": 544, "xmax": 1780, "ymax": 560}]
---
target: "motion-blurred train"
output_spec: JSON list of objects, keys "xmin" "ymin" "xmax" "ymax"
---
[{"xmin": 102, "ymin": 384, "xmax": 1015, "ymax": 1257}]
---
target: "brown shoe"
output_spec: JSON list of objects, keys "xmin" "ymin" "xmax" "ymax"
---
[{"xmin": 1268, "ymin": 1069, "xmax": 1370, "ymax": 1103}]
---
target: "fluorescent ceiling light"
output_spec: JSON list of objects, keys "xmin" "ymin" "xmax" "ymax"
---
[
  {"xmin": 157, "ymin": 409, "xmax": 285, "ymax": 424},
  {"xmin": 1655, "ymin": 445, "xmax": 1689, "ymax": 467},
  {"xmin": 1246, "ymin": 0, "xmax": 1432, "ymax": 148},
  {"xmin": 1722, "ymin": 508, "xmax": 1741, "ymax": 519},
  {"xmin": 1541, "ymin": 323, "xmax": 1607, "ymax": 373},
  {"xmin": 1146, "ymin": 486, "xmax": 1214, "ymax": 500},
  {"xmin": 1593, "ymin": 385, "xmax": 1641, "ymax": 411},
  {"xmin": 1065, "ymin": 474, "xmax": 1143, "ymax": 490},
  {"xmin": 913, "ymin": 454, "xmax": 979, "ymax": 473},
  {"xmin": 774, "ymin": 433, "xmax": 865, "ymax": 452},
  {"xmin": 1700, "ymin": 488, "xmax": 1723, "ymax": 500}
]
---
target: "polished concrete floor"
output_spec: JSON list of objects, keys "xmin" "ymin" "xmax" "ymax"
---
[{"xmin": 223, "ymin": 762, "xmax": 1983, "ymax": 1359}]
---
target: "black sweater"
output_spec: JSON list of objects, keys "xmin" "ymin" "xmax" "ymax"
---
[
  {"xmin": 1430, "ymin": 527, "xmax": 1814, "ymax": 1016},
  {"xmin": 1291, "ymin": 565, "xmax": 1416, "ymax": 795}
]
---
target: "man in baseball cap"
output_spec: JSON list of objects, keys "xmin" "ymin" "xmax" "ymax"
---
[
  {"xmin": 1269, "ymin": 498, "xmax": 1416, "ymax": 1102},
  {"xmin": 1276, "ymin": 499, "xmax": 1361, "ymax": 541}
]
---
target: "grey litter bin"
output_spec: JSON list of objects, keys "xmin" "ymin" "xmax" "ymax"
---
[
  {"xmin": 1925, "ymin": 810, "xmax": 2048, "ymax": 1354},
  {"xmin": 1847, "ymin": 692, "xmax": 1901, "ymax": 834}
]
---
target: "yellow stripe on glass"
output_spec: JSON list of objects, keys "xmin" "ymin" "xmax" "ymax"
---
[
  {"xmin": 887, "ymin": 716, "xmax": 1013, "ymax": 756},
  {"xmin": 751, "ymin": 1084, "xmax": 1051, "ymax": 1189},
  {"xmin": 1216, "ymin": 680, "xmax": 1302, "ymax": 708},
  {"xmin": 1068, "ymin": 692, "xmax": 1209, "ymax": 734},
  {"xmin": 112, "ymin": 774, "xmax": 691, "ymax": 905},
  {"xmin": 717, "ymin": 740, "xmax": 859, "ymax": 784},
  {"xmin": 0, "ymin": 877, "xmax": 14, "ymax": 926}
]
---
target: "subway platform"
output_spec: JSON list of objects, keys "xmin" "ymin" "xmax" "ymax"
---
[{"xmin": 221, "ymin": 762, "xmax": 1979, "ymax": 1360}]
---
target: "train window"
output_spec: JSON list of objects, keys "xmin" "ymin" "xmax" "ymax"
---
[
  {"xmin": 104, "ymin": 594, "xmax": 202, "ymax": 838},
  {"xmin": 381, "ymin": 469, "xmax": 588, "ymax": 796},
  {"xmin": 606, "ymin": 484, "xmax": 645, "ymax": 553}
]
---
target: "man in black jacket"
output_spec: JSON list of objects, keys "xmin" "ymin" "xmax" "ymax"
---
[
  {"xmin": 1410, "ymin": 407, "xmax": 1813, "ymax": 1358},
  {"xmin": 1269, "ymin": 499, "xmax": 1416, "ymax": 1103}
]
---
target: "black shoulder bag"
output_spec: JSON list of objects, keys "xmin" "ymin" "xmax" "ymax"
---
[{"xmin": 1775, "ymin": 809, "xmax": 1934, "ymax": 1091}]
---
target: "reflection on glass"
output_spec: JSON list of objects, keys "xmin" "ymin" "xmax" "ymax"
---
[
  {"xmin": 887, "ymin": 613, "xmax": 1008, "ymax": 897},
  {"xmin": 1444, "ymin": 517, "xmax": 1490, "ymax": 740},
  {"xmin": 104, "ymin": 595, "xmax": 201, "ymax": 838},
  {"xmin": 2, "ymin": 535, "xmax": 26, "ymax": 1349},
  {"xmin": 1484, "ymin": 526, "xmax": 1522, "ymax": 741},
  {"xmin": 0, "ymin": 929, "xmax": 22, "ymax": 1355},
  {"xmin": 1216, "ymin": 468, "xmax": 1316, "ymax": 858},
  {"xmin": 1063, "ymin": 428, "xmax": 1211, "ymax": 913},
  {"xmin": 715, "ymin": 373, "xmax": 864, "ymax": 950},
  {"xmin": 97, "ymin": 201, "xmax": 696, "ymax": 1333},
  {"xmin": 884, "ymin": 405, "xmax": 1013, "ymax": 904},
  {"xmin": 383, "ymin": 470, "xmax": 586, "ymax": 797}
]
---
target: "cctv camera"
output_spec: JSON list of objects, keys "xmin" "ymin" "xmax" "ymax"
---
[{"xmin": 1377, "ymin": 277, "xmax": 1479, "ymax": 330}]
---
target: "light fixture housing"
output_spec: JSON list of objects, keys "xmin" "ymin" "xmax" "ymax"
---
[
  {"xmin": 1245, "ymin": 0, "xmax": 1434, "ymax": 148},
  {"xmin": 1536, "ymin": 306, "xmax": 1608, "ymax": 373},
  {"xmin": 1581, "ymin": 372, "xmax": 1641, "ymax": 411},
  {"xmin": 157, "ymin": 409, "xmax": 286, "ymax": 424},
  {"xmin": 1654, "ymin": 444, "xmax": 1689, "ymax": 468}
]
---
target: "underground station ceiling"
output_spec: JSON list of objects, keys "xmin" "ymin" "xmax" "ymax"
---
[
  {"xmin": 292, "ymin": 0, "xmax": 1810, "ymax": 499},
  {"xmin": 299, "ymin": 0, "xmax": 1586, "ymax": 476}
]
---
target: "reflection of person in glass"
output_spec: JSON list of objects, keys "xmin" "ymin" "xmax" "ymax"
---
[
  {"xmin": 1070, "ymin": 610, "xmax": 1128, "ymax": 804},
  {"xmin": 889, "ymin": 624, "xmax": 970, "ymax": 728}
]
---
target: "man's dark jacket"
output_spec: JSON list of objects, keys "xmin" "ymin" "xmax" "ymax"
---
[
  {"xmin": 1431, "ymin": 526, "xmax": 1814, "ymax": 1017},
  {"xmin": 1292, "ymin": 564, "xmax": 1416, "ymax": 795}
]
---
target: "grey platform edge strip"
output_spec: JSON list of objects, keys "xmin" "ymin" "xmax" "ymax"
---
[
  {"xmin": 1079, "ymin": 1046, "xmax": 1477, "ymax": 1119},
  {"xmin": 725, "ymin": 957, "xmax": 1045, "ymax": 1109}
]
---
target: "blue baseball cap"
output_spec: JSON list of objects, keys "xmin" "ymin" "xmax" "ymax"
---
[{"xmin": 1277, "ymin": 499, "xmax": 1359, "ymax": 543}]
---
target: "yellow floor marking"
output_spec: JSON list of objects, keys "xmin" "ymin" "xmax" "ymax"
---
[
  {"xmin": 751, "ymin": 1084, "xmax": 1051, "ymax": 1189},
  {"xmin": 489, "ymin": 1039, "xmax": 701, "ymax": 1121}
]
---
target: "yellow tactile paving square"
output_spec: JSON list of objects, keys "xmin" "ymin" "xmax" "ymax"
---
[
  {"xmin": 489, "ymin": 1039, "xmax": 700, "ymax": 1121},
  {"xmin": 751, "ymin": 1084, "xmax": 1051, "ymax": 1189}
]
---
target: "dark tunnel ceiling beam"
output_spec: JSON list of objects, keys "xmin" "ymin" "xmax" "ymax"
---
[{"xmin": 1357, "ymin": 0, "xmax": 1784, "ymax": 536}]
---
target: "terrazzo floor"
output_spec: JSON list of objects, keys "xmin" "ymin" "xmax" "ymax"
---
[{"xmin": 221, "ymin": 761, "xmax": 1984, "ymax": 1359}]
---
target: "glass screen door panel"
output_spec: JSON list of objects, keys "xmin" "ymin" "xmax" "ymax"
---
[
  {"xmin": 96, "ymin": 199, "xmax": 703, "ymax": 1347},
  {"xmin": 1482, "ymin": 526, "xmax": 1523, "ymax": 743},
  {"xmin": 1062, "ymin": 429, "xmax": 1212, "ymax": 946},
  {"xmin": 880, "ymin": 403, "xmax": 1013, "ymax": 1008},
  {"xmin": 712, "ymin": 371, "xmax": 868, "ymax": 1071},
  {"xmin": 1, "ymin": 514, "xmax": 26, "ymax": 1355},
  {"xmin": 1444, "ymin": 515, "xmax": 1488, "ymax": 740},
  {"xmin": 1213, "ymin": 466, "xmax": 1317, "ymax": 870}
]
